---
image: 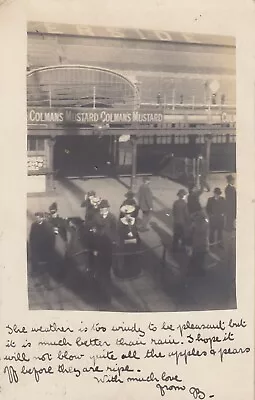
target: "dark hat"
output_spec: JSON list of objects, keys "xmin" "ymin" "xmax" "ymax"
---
[
  {"xmin": 99, "ymin": 199, "xmax": 110, "ymax": 209},
  {"xmin": 125, "ymin": 190, "xmax": 135, "ymax": 199},
  {"xmin": 226, "ymin": 174, "xmax": 235, "ymax": 183},
  {"xmin": 49, "ymin": 202, "xmax": 58, "ymax": 213},
  {"xmin": 87, "ymin": 190, "xmax": 96, "ymax": 197},
  {"xmin": 214, "ymin": 187, "xmax": 222, "ymax": 195},
  {"xmin": 177, "ymin": 189, "xmax": 187, "ymax": 197},
  {"xmin": 35, "ymin": 211, "xmax": 44, "ymax": 218}
]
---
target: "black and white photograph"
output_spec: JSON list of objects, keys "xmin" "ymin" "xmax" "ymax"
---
[{"xmin": 26, "ymin": 21, "xmax": 236, "ymax": 312}]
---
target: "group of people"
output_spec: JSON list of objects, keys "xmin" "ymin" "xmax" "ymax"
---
[
  {"xmin": 172, "ymin": 174, "xmax": 236, "ymax": 274},
  {"xmin": 28, "ymin": 181, "xmax": 152, "ymax": 289},
  {"xmin": 28, "ymin": 174, "xmax": 236, "ymax": 289}
]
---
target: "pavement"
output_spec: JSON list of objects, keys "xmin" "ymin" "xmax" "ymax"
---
[{"xmin": 27, "ymin": 174, "xmax": 236, "ymax": 312}]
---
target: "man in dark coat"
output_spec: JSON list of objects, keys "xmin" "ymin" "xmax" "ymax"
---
[
  {"xmin": 88, "ymin": 200, "xmax": 117, "ymax": 301},
  {"xmin": 47, "ymin": 202, "xmax": 69, "ymax": 280},
  {"xmin": 225, "ymin": 175, "xmax": 236, "ymax": 232},
  {"xmin": 29, "ymin": 212, "xmax": 55, "ymax": 288},
  {"xmin": 137, "ymin": 177, "xmax": 153, "ymax": 231},
  {"xmin": 187, "ymin": 184, "xmax": 203, "ymax": 216},
  {"xmin": 172, "ymin": 189, "xmax": 189, "ymax": 252},
  {"xmin": 93, "ymin": 199, "xmax": 117, "ymax": 243},
  {"xmin": 186, "ymin": 211, "xmax": 209, "ymax": 276},
  {"xmin": 48, "ymin": 202, "xmax": 68, "ymax": 242},
  {"xmin": 206, "ymin": 187, "xmax": 226, "ymax": 246}
]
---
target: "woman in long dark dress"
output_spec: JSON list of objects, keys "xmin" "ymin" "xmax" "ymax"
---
[{"xmin": 117, "ymin": 205, "xmax": 141, "ymax": 278}]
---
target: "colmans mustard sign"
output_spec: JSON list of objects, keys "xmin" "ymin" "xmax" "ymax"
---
[{"xmin": 27, "ymin": 108, "xmax": 163, "ymax": 125}]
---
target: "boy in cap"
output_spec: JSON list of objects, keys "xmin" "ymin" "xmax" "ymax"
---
[
  {"xmin": 137, "ymin": 176, "xmax": 153, "ymax": 231},
  {"xmin": 225, "ymin": 175, "xmax": 236, "ymax": 232},
  {"xmin": 172, "ymin": 188, "xmax": 189, "ymax": 252},
  {"xmin": 206, "ymin": 187, "xmax": 226, "ymax": 246}
]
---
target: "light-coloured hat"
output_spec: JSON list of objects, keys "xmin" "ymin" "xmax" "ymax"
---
[{"xmin": 120, "ymin": 204, "xmax": 136, "ymax": 214}]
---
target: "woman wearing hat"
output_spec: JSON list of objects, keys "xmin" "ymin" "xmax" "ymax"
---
[
  {"xmin": 119, "ymin": 191, "xmax": 139, "ymax": 220},
  {"xmin": 117, "ymin": 205, "xmax": 141, "ymax": 278},
  {"xmin": 172, "ymin": 188, "xmax": 189, "ymax": 252},
  {"xmin": 206, "ymin": 187, "xmax": 226, "ymax": 246}
]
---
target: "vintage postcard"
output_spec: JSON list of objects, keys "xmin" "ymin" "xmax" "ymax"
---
[{"xmin": 0, "ymin": 0, "xmax": 254, "ymax": 399}]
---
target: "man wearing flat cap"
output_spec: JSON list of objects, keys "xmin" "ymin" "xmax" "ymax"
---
[
  {"xmin": 225, "ymin": 175, "xmax": 236, "ymax": 232},
  {"xmin": 206, "ymin": 187, "xmax": 226, "ymax": 246},
  {"xmin": 172, "ymin": 188, "xmax": 189, "ymax": 252}
]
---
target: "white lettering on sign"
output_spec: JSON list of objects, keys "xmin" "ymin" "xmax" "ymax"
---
[
  {"xmin": 106, "ymin": 28, "xmax": 126, "ymax": 38},
  {"xmin": 135, "ymin": 29, "xmax": 147, "ymax": 40},
  {"xmin": 132, "ymin": 111, "xmax": 163, "ymax": 123},
  {"xmin": 27, "ymin": 109, "xmax": 164, "ymax": 125},
  {"xmin": 182, "ymin": 33, "xmax": 201, "ymax": 43},
  {"xmin": 154, "ymin": 30, "xmax": 173, "ymax": 41},
  {"xmin": 76, "ymin": 25, "xmax": 96, "ymax": 36},
  {"xmin": 28, "ymin": 110, "xmax": 64, "ymax": 123},
  {"xmin": 43, "ymin": 22, "xmax": 64, "ymax": 35}
]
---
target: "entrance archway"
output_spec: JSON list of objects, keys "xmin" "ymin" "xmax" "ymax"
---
[{"xmin": 27, "ymin": 65, "xmax": 140, "ymax": 178}]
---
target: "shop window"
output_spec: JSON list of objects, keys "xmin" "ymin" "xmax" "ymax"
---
[
  {"xmin": 37, "ymin": 139, "xmax": 45, "ymax": 151},
  {"xmin": 156, "ymin": 136, "xmax": 162, "ymax": 144},
  {"xmin": 27, "ymin": 138, "xmax": 45, "ymax": 151},
  {"xmin": 28, "ymin": 138, "xmax": 36, "ymax": 151}
]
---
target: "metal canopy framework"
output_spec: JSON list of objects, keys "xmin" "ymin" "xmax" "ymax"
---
[{"xmin": 27, "ymin": 65, "xmax": 140, "ymax": 110}]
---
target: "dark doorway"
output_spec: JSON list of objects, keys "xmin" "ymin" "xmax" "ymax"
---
[{"xmin": 53, "ymin": 135, "xmax": 114, "ymax": 177}]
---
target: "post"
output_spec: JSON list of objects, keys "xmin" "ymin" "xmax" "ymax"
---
[
  {"xmin": 130, "ymin": 135, "xmax": 137, "ymax": 191},
  {"xmin": 46, "ymin": 136, "xmax": 56, "ymax": 191},
  {"xmin": 49, "ymin": 85, "xmax": 52, "ymax": 108},
  {"xmin": 172, "ymin": 88, "xmax": 176, "ymax": 110},
  {"xmin": 204, "ymin": 133, "xmax": 212, "ymax": 177},
  {"xmin": 93, "ymin": 86, "xmax": 96, "ymax": 109}
]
